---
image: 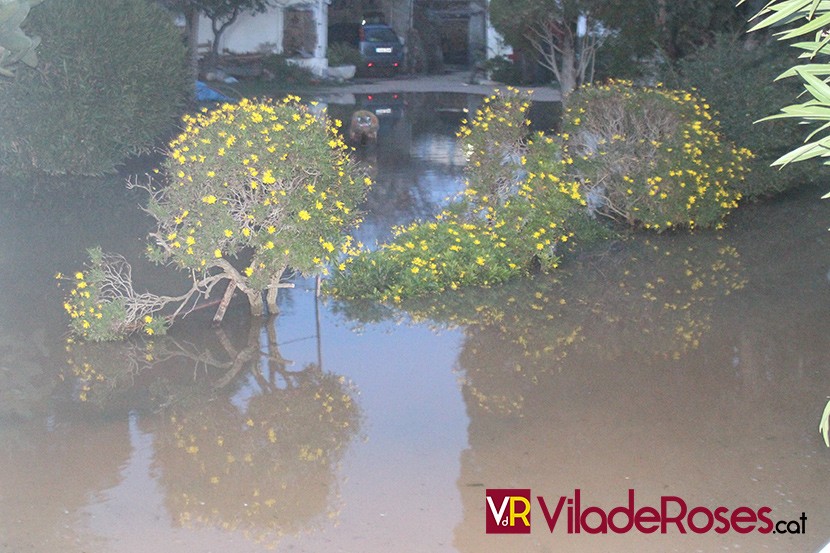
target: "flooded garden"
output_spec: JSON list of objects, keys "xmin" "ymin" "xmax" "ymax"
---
[{"xmin": 1, "ymin": 92, "xmax": 829, "ymax": 553}]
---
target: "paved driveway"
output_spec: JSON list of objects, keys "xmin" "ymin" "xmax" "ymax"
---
[{"xmin": 331, "ymin": 69, "xmax": 561, "ymax": 102}]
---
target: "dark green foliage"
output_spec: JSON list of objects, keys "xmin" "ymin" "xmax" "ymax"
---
[
  {"xmin": 260, "ymin": 53, "xmax": 316, "ymax": 85},
  {"xmin": 482, "ymin": 56, "xmax": 523, "ymax": 85},
  {"xmin": 0, "ymin": 0, "xmax": 189, "ymax": 176},
  {"xmin": 670, "ymin": 35, "xmax": 819, "ymax": 198},
  {"xmin": 327, "ymin": 42, "xmax": 361, "ymax": 67}
]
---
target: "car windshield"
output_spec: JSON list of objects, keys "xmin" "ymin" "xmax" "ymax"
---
[{"xmin": 364, "ymin": 27, "xmax": 398, "ymax": 43}]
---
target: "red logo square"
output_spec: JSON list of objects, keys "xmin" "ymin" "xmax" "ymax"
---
[{"xmin": 486, "ymin": 489, "xmax": 532, "ymax": 534}]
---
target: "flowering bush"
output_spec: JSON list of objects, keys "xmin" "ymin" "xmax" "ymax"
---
[
  {"xmin": 144, "ymin": 97, "xmax": 369, "ymax": 318},
  {"xmin": 57, "ymin": 248, "xmax": 168, "ymax": 342},
  {"xmin": 329, "ymin": 90, "xmax": 585, "ymax": 301},
  {"xmin": 60, "ymin": 97, "xmax": 369, "ymax": 341},
  {"xmin": 672, "ymin": 35, "xmax": 815, "ymax": 198},
  {"xmin": 560, "ymin": 81, "xmax": 750, "ymax": 231},
  {"xmin": 459, "ymin": 87, "xmax": 531, "ymax": 205}
]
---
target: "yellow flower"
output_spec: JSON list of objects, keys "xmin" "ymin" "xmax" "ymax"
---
[
  {"xmin": 214, "ymin": 249, "xmax": 222, "ymax": 258},
  {"xmin": 202, "ymin": 195, "xmax": 217, "ymax": 204},
  {"xmin": 298, "ymin": 210, "xmax": 311, "ymax": 221},
  {"xmin": 223, "ymin": 229, "xmax": 233, "ymax": 237}
]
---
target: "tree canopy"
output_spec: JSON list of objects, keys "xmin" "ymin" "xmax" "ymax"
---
[
  {"xmin": 488, "ymin": 0, "xmax": 759, "ymax": 89},
  {"xmin": 489, "ymin": 0, "xmax": 599, "ymax": 98}
]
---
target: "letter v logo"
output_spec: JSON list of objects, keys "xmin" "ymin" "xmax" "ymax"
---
[{"xmin": 487, "ymin": 496, "xmax": 509, "ymax": 526}]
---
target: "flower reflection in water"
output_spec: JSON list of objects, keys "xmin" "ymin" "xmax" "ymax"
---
[{"xmin": 62, "ymin": 317, "xmax": 361, "ymax": 547}]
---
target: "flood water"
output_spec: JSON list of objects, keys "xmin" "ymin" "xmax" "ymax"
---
[{"xmin": 1, "ymin": 93, "xmax": 829, "ymax": 553}]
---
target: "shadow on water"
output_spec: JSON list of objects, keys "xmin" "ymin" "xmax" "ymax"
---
[{"xmin": 0, "ymin": 92, "xmax": 828, "ymax": 553}]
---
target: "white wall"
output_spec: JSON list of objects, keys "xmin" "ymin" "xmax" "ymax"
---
[
  {"xmin": 485, "ymin": 20, "xmax": 512, "ymax": 59},
  {"xmin": 196, "ymin": 2, "xmax": 330, "ymax": 76},
  {"xmin": 197, "ymin": 9, "xmax": 283, "ymax": 55}
]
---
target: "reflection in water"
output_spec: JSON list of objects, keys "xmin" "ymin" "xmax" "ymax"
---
[
  {"xmin": 334, "ymin": 192, "xmax": 830, "ymax": 553},
  {"xmin": 327, "ymin": 93, "xmax": 476, "ymax": 245},
  {"xmin": 65, "ymin": 318, "xmax": 360, "ymax": 547},
  {"xmin": 0, "ymin": 93, "xmax": 828, "ymax": 553}
]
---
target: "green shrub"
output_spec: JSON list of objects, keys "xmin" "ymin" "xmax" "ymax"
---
[
  {"xmin": 671, "ymin": 34, "xmax": 818, "ymax": 198},
  {"xmin": 327, "ymin": 42, "xmax": 362, "ymax": 67},
  {"xmin": 483, "ymin": 56, "xmax": 523, "ymax": 85},
  {"xmin": 261, "ymin": 54, "xmax": 316, "ymax": 85},
  {"xmin": 0, "ymin": 0, "xmax": 189, "ymax": 176},
  {"xmin": 559, "ymin": 80, "xmax": 749, "ymax": 231}
]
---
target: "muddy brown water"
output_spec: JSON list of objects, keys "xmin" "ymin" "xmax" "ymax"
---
[{"xmin": 0, "ymin": 93, "xmax": 828, "ymax": 553}]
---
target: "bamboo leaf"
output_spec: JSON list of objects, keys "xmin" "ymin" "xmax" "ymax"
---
[
  {"xmin": 820, "ymin": 399, "xmax": 830, "ymax": 447},
  {"xmin": 775, "ymin": 11, "xmax": 830, "ymax": 40},
  {"xmin": 803, "ymin": 119, "xmax": 830, "ymax": 141},
  {"xmin": 776, "ymin": 62, "xmax": 830, "ymax": 78},
  {"xmin": 760, "ymin": 103, "xmax": 830, "ymax": 121},
  {"xmin": 748, "ymin": 0, "xmax": 814, "ymax": 31},
  {"xmin": 771, "ymin": 138, "xmax": 830, "ymax": 165}
]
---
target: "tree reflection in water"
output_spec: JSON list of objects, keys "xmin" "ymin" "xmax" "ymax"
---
[{"xmin": 61, "ymin": 316, "xmax": 361, "ymax": 547}]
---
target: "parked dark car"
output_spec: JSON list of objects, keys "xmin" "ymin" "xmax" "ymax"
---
[
  {"xmin": 359, "ymin": 24, "xmax": 404, "ymax": 73},
  {"xmin": 329, "ymin": 22, "xmax": 404, "ymax": 75}
]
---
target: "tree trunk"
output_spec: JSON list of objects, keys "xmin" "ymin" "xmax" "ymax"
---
[
  {"xmin": 655, "ymin": 0, "xmax": 678, "ymax": 61},
  {"xmin": 246, "ymin": 289, "xmax": 264, "ymax": 317},
  {"xmin": 266, "ymin": 269, "xmax": 287, "ymax": 315},
  {"xmin": 206, "ymin": 8, "xmax": 241, "ymax": 72},
  {"xmin": 213, "ymin": 279, "xmax": 237, "ymax": 325},
  {"xmin": 186, "ymin": 5, "xmax": 200, "ymax": 90},
  {"xmin": 266, "ymin": 285, "xmax": 279, "ymax": 316},
  {"xmin": 559, "ymin": 39, "xmax": 577, "ymax": 102}
]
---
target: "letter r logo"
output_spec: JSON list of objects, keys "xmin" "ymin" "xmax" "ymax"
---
[{"xmin": 485, "ymin": 489, "xmax": 532, "ymax": 534}]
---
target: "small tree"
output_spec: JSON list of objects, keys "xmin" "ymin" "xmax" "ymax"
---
[
  {"xmin": 489, "ymin": 0, "xmax": 600, "ymax": 100},
  {"xmin": 204, "ymin": 0, "xmax": 272, "ymax": 65},
  {"xmin": 144, "ymin": 96, "xmax": 368, "ymax": 321},
  {"xmin": 61, "ymin": 97, "xmax": 369, "ymax": 340},
  {"xmin": 163, "ymin": 0, "xmax": 277, "ymax": 69}
]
